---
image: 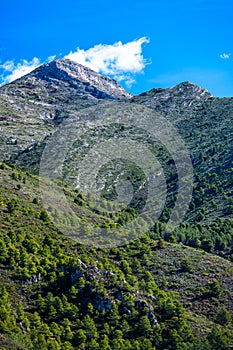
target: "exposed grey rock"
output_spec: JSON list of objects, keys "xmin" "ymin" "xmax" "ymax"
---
[
  {"xmin": 146, "ymin": 294, "xmax": 156, "ymax": 302},
  {"xmin": 93, "ymin": 296, "xmax": 113, "ymax": 313},
  {"xmin": 135, "ymin": 299, "xmax": 146, "ymax": 309},
  {"xmin": 71, "ymin": 268, "xmax": 83, "ymax": 285},
  {"xmin": 77, "ymin": 258, "xmax": 87, "ymax": 268},
  {"xmin": 135, "ymin": 298, "xmax": 159, "ymax": 326},
  {"xmin": 24, "ymin": 274, "xmax": 40, "ymax": 285},
  {"xmin": 38, "ymin": 58, "xmax": 133, "ymax": 99},
  {"xmin": 122, "ymin": 306, "xmax": 131, "ymax": 314},
  {"xmin": 147, "ymin": 311, "xmax": 159, "ymax": 326}
]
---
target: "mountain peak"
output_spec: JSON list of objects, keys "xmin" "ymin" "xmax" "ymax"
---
[
  {"xmin": 28, "ymin": 58, "xmax": 132, "ymax": 99},
  {"xmin": 170, "ymin": 81, "xmax": 213, "ymax": 98},
  {"xmin": 132, "ymin": 80, "xmax": 213, "ymax": 114}
]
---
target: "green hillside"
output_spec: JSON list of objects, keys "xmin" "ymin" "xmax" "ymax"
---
[{"xmin": 0, "ymin": 164, "xmax": 232, "ymax": 349}]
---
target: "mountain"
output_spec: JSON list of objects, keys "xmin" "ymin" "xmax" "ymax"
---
[
  {"xmin": 1, "ymin": 58, "xmax": 232, "ymax": 225},
  {"xmin": 0, "ymin": 59, "xmax": 233, "ymax": 349}
]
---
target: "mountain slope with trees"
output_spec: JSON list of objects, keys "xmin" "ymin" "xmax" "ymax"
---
[
  {"xmin": 0, "ymin": 164, "xmax": 232, "ymax": 349},
  {"xmin": 0, "ymin": 59, "xmax": 232, "ymax": 349}
]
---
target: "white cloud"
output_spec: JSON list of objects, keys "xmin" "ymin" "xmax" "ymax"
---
[
  {"xmin": 220, "ymin": 53, "xmax": 231, "ymax": 59},
  {"xmin": 65, "ymin": 37, "xmax": 150, "ymax": 86},
  {"xmin": 0, "ymin": 57, "xmax": 41, "ymax": 85}
]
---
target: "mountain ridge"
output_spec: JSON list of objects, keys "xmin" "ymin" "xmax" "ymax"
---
[{"xmin": 26, "ymin": 58, "xmax": 133, "ymax": 99}]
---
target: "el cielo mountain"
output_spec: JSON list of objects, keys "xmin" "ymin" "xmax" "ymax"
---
[{"xmin": 0, "ymin": 58, "xmax": 233, "ymax": 349}]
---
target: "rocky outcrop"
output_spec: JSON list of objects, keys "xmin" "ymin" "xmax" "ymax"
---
[
  {"xmin": 93, "ymin": 296, "xmax": 113, "ymax": 313},
  {"xmin": 135, "ymin": 299, "xmax": 159, "ymax": 326}
]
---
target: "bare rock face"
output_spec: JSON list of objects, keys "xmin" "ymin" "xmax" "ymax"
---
[
  {"xmin": 40, "ymin": 58, "xmax": 133, "ymax": 99},
  {"xmin": 93, "ymin": 296, "xmax": 113, "ymax": 313}
]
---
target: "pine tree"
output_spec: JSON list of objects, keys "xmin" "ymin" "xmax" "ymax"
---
[
  {"xmin": 138, "ymin": 315, "xmax": 152, "ymax": 336},
  {"xmin": 216, "ymin": 307, "xmax": 231, "ymax": 325}
]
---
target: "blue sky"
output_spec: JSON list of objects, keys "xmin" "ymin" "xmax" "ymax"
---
[{"xmin": 0, "ymin": 0, "xmax": 232, "ymax": 97}]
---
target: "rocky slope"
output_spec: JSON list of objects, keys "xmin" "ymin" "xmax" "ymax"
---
[
  {"xmin": 132, "ymin": 81, "xmax": 213, "ymax": 116},
  {"xmin": 4, "ymin": 85, "xmax": 232, "ymax": 227},
  {"xmin": 0, "ymin": 58, "xmax": 131, "ymax": 159}
]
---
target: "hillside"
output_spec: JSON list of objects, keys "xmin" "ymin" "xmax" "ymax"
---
[{"xmin": 0, "ymin": 164, "xmax": 232, "ymax": 349}]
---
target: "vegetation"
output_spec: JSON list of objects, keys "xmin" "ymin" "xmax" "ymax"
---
[{"xmin": 0, "ymin": 164, "xmax": 232, "ymax": 349}]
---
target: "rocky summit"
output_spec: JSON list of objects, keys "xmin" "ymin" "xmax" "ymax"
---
[{"xmin": 132, "ymin": 81, "xmax": 213, "ymax": 119}]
